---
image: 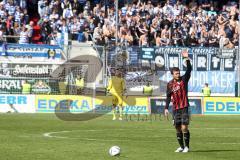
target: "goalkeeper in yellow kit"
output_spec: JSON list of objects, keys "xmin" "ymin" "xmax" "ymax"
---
[{"xmin": 107, "ymin": 69, "xmax": 126, "ymax": 120}]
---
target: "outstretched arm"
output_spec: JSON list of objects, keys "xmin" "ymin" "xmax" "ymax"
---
[
  {"xmin": 182, "ymin": 50, "xmax": 192, "ymax": 81},
  {"xmin": 184, "ymin": 58, "xmax": 192, "ymax": 79}
]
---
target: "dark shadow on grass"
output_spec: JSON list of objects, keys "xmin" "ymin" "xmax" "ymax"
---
[
  {"xmin": 191, "ymin": 149, "xmax": 240, "ymax": 153},
  {"xmin": 55, "ymin": 99, "xmax": 106, "ymax": 121},
  {"xmin": 54, "ymin": 98, "xmax": 136, "ymax": 121}
]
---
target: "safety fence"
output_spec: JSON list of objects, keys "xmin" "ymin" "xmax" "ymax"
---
[{"xmin": 0, "ymin": 43, "xmax": 238, "ymax": 96}]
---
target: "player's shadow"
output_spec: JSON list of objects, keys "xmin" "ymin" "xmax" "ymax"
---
[{"xmin": 191, "ymin": 149, "xmax": 239, "ymax": 153}]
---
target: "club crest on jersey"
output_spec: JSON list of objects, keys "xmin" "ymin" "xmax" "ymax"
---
[{"xmin": 172, "ymin": 85, "xmax": 180, "ymax": 92}]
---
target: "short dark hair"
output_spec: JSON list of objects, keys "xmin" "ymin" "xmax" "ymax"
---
[{"xmin": 171, "ymin": 67, "xmax": 180, "ymax": 75}]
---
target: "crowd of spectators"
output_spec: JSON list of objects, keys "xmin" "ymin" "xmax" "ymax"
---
[
  {"xmin": 0, "ymin": 0, "xmax": 34, "ymax": 44},
  {"xmin": 0, "ymin": 0, "xmax": 239, "ymax": 49}
]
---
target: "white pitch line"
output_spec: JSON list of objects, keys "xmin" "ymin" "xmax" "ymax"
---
[
  {"xmin": 43, "ymin": 127, "xmax": 240, "ymax": 135},
  {"xmin": 42, "ymin": 128, "xmax": 240, "ymax": 144},
  {"xmin": 43, "ymin": 131, "xmax": 71, "ymax": 139},
  {"xmin": 43, "ymin": 128, "xmax": 240, "ymax": 137}
]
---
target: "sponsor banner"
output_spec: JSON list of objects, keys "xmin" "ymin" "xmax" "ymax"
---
[
  {"xmin": 0, "ymin": 79, "xmax": 22, "ymax": 93},
  {"xmin": 219, "ymin": 48, "xmax": 235, "ymax": 58},
  {"xmin": 95, "ymin": 96, "xmax": 149, "ymax": 114},
  {"xmin": 0, "ymin": 78, "xmax": 88, "ymax": 95},
  {"xmin": 36, "ymin": 95, "xmax": 149, "ymax": 114},
  {"xmin": 12, "ymin": 64, "xmax": 50, "ymax": 76},
  {"xmin": 31, "ymin": 80, "xmax": 51, "ymax": 94},
  {"xmin": 0, "ymin": 94, "xmax": 35, "ymax": 113},
  {"xmin": 0, "ymin": 43, "xmax": 62, "ymax": 59},
  {"xmin": 150, "ymin": 97, "xmax": 202, "ymax": 114},
  {"xmin": 0, "ymin": 63, "xmax": 60, "ymax": 77},
  {"xmin": 159, "ymin": 71, "xmax": 235, "ymax": 94},
  {"xmin": 204, "ymin": 97, "xmax": 240, "ymax": 115},
  {"xmin": 140, "ymin": 47, "xmax": 155, "ymax": 60},
  {"xmin": 35, "ymin": 95, "xmax": 93, "ymax": 113},
  {"xmin": 0, "ymin": 79, "xmax": 59, "ymax": 94},
  {"xmin": 140, "ymin": 47, "xmax": 155, "ymax": 68}
]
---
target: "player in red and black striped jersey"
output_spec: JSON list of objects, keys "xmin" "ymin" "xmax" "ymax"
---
[{"xmin": 165, "ymin": 51, "xmax": 192, "ymax": 153}]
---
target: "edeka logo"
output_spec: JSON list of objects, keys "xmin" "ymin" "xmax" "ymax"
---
[
  {"xmin": 204, "ymin": 97, "xmax": 240, "ymax": 114},
  {"xmin": 36, "ymin": 95, "xmax": 92, "ymax": 113}
]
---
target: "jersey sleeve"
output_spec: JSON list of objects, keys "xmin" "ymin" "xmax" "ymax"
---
[
  {"xmin": 165, "ymin": 83, "xmax": 172, "ymax": 110},
  {"xmin": 183, "ymin": 59, "xmax": 192, "ymax": 82}
]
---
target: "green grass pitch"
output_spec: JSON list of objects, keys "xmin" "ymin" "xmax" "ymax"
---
[{"xmin": 0, "ymin": 114, "xmax": 240, "ymax": 160}]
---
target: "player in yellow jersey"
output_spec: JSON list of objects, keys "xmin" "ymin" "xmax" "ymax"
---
[{"xmin": 107, "ymin": 69, "xmax": 126, "ymax": 120}]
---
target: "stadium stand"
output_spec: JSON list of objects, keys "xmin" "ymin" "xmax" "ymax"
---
[
  {"xmin": 0, "ymin": 0, "xmax": 238, "ymax": 96},
  {"xmin": 0, "ymin": 0, "xmax": 238, "ymax": 48}
]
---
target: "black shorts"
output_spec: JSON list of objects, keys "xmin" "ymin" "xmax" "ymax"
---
[{"xmin": 172, "ymin": 107, "xmax": 190, "ymax": 126}]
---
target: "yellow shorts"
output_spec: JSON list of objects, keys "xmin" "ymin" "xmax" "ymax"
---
[{"xmin": 112, "ymin": 94, "xmax": 123, "ymax": 106}]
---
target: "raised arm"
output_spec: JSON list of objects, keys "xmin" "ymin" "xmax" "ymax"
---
[
  {"xmin": 182, "ymin": 50, "xmax": 192, "ymax": 81},
  {"xmin": 184, "ymin": 58, "xmax": 192, "ymax": 80}
]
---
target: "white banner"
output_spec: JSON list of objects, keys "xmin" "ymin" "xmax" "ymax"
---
[
  {"xmin": 0, "ymin": 95, "xmax": 35, "ymax": 113},
  {"xmin": 125, "ymin": 71, "xmax": 160, "ymax": 95}
]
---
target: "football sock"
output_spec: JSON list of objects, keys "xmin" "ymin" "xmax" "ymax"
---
[
  {"xmin": 119, "ymin": 106, "xmax": 123, "ymax": 118},
  {"xmin": 177, "ymin": 132, "xmax": 184, "ymax": 149},
  {"xmin": 112, "ymin": 107, "xmax": 116, "ymax": 119},
  {"xmin": 183, "ymin": 131, "xmax": 190, "ymax": 148}
]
